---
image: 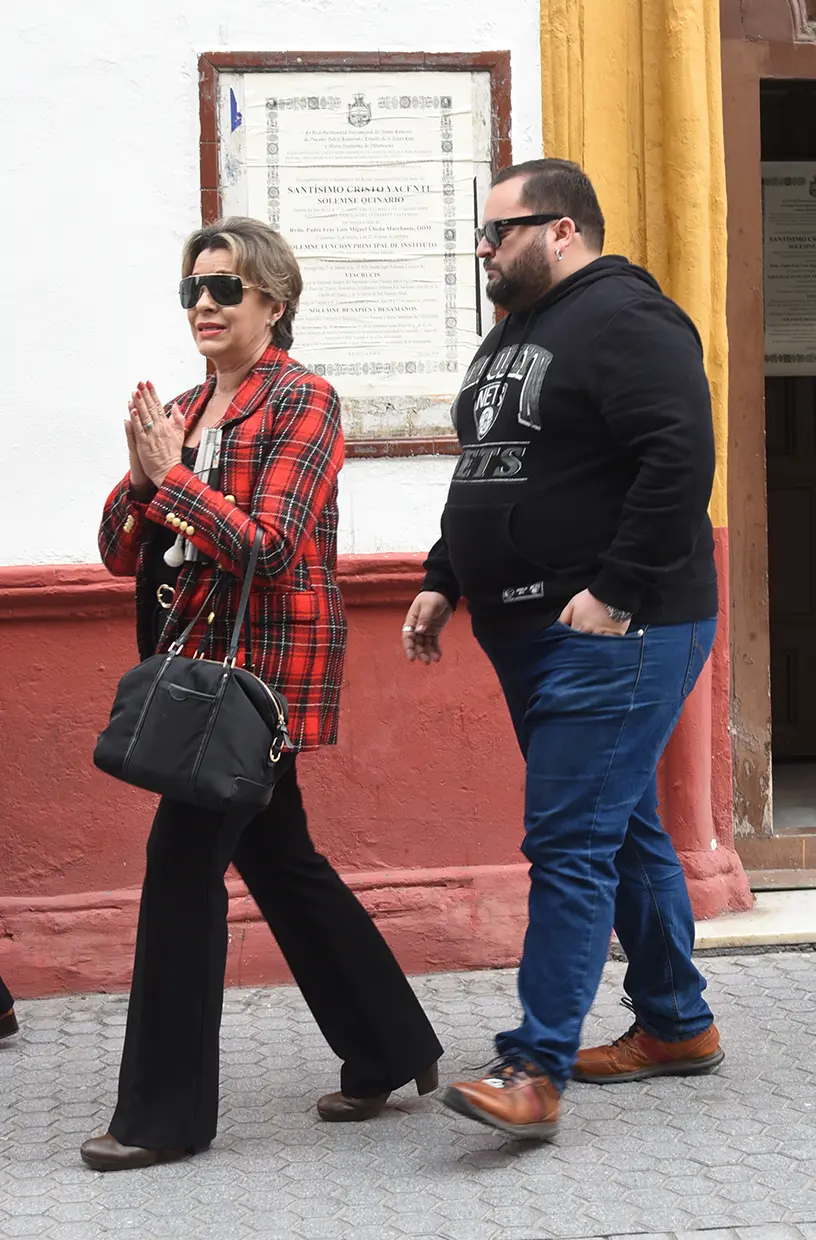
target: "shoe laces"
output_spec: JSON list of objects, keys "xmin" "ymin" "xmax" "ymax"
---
[
  {"xmin": 611, "ymin": 1023, "xmax": 641, "ymax": 1048},
  {"xmin": 477, "ymin": 1055, "xmax": 538, "ymax": 1084}
]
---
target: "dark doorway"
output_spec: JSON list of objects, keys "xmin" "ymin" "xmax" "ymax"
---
[{"xmin": 762, "ymin": 79, "xmax": 816, "ymax": 829}]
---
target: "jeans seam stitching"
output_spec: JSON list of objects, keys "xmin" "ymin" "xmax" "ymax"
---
[
  {"xmin": 628, "ymin": 837, "xmax": 683, "ymax": 1028},
  {"xmin": 556, "ymin": 630, "xmax": 648, "ymax": 1076},
  {"xmin": 681, "ymin": 621, "xmax": 699, "ymax": 698},
  {"xmin": 624, "ymin": 621, "xmax": 716, "ymax": 1036}
]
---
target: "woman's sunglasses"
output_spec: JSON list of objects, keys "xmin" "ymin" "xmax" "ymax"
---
[
  {"xmin": 179, "ymin": 274, "xmax": 260, "ymax": 309},
  {"xmin": 475, "ymin": 213, "xmax": 567, "ymax": 249}
]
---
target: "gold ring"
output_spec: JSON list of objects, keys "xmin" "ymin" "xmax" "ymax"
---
[
  {"xmin": 144, "ymin": 419, "xmax": 154, "ymax": 430},
  {"xmin": 156, "ymin": 584, "xmax": 175, "ymax": 610}
]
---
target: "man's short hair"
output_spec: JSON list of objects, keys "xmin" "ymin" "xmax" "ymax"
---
[{"xmin": 492, "ymin": 159, "xmax": 606, "ymax": 252}]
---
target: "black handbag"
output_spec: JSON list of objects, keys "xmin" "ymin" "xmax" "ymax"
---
[{"xmin": 94, "ymin": 530, "xmax": 294, "ymax": 813}]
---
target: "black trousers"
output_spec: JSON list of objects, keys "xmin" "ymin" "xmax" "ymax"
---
[
  {"xmin": 109, "ymin": 761, "xmax": 443, "ymax": 1150},
  {"xmin": 0, "ymin": 975, "xmax": 12, "ymax": 1013}
]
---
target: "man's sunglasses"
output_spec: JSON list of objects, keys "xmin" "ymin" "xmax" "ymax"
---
[
  {"xmin": 475, "ymin": 213, "xmax": 568, "ymax": 249},
  {"xmin": 179, "ymin": 274, "xmax": 261, "ymax": 309}
]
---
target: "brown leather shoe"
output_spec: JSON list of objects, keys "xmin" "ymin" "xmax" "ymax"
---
[
  {"xmin": 442, "ymin": 1060, "xmax": 560, "ymax": 1140},
  {"xmin": 80, "ymin": 1133, "xmax": 200, "ymax": 1172},
  {"xmin": 317, "ymin": 1062, "xmax": 439, "ymax": 1122},
  {"xmin": 573, "ymin": 1022, "xmax": 724, "ymax": 1084},
  {"xmin": 0, "ymin": 1009, "xmax": 19, "ymax": 1040}
]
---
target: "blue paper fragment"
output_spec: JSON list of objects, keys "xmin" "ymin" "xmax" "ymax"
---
[{"xmin": 230, "ymin": 89, "xmax": 243, "ymax": 132}]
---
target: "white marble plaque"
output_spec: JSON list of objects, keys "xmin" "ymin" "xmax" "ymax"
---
[
  {"xmin": 218, "ymin": 70, "xmax": 493, "ymax": 436},
  {"xmin": 762, "ymin": 161, "xmax": 816, "ymax": 376}
]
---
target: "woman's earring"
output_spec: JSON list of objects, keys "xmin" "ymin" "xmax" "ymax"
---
[{"xmin": 556, "ymin": 249, "xmax": 563, "ymax": 261}]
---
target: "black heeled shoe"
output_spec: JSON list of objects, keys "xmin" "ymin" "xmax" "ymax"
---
[
  {"xmin": 316, "ymin": 1062, "xmax": 439, "ymax": 1122},
  {"xmin": 0, "ymin": 1009, "xmax": 19, "ymax": 1040}
]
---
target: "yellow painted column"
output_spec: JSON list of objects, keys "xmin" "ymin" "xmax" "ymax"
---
[
  {"xmin": 539, "ymin": 0, "xmax": 752, "ymax": 915},
  {"xmin": 540, "ymin": 0, "xmax": 727, "ymax": 527}
]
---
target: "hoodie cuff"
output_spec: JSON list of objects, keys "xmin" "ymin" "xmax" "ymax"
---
[
  {"xmin": 420, "ymin": 567, "xmax": 461, "ymax": 609},
  {"xmin": 589, "ymin": 567, "xmax": 644, "ymax": 617}
]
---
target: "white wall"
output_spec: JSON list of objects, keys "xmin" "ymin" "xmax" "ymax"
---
[{"xmin": 1, "ymin": 0, "xmax": 542, "ymax": 566}]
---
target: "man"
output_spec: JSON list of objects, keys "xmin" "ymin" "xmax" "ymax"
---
[{"xmin": 402, "ymin": 159, "xmax": 723, "ymax": 1141}]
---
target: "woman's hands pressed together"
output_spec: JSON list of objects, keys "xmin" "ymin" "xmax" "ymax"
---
[{"xmin": 127, "ymin": 381, "xmax": 186, "ymax": 490}]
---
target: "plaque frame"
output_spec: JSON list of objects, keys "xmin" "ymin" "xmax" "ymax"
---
[{"xmin": 198, "ymin": 51, "xmax": 512, "ymax": 457}]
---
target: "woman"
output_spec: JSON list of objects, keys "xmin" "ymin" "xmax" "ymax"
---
[{"xmin": 81, "ymin": 217, "xmax": 442, "ymax": 1172}]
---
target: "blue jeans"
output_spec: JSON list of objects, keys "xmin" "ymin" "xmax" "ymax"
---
[{"xmin": 475, "ymin": 617, "xmax": 717, "ymax": 1091}]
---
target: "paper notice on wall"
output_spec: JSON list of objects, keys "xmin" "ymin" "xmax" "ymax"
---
[
  {"xmin": 218, "ymin": 70, "xmax": 493, "ymax": 436},
  {"xmin": 762, "ymin": 161, "xmax": 816, "ymax": 376}
]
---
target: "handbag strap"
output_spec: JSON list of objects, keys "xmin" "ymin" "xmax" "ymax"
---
[
  {"xmin": 227, "ymin": 529, "xmax": 263, "ymax": 666},
  {"xmin": 241, "ymin": 541, "xmax": 254, "ymax": 674},
  {"xmin": 167, "ymin": 529, "xmax": 262, "ymax": 666},
  {"xmin": 168, "ymin": 578, "xmax": 221, "ymax": 655}
]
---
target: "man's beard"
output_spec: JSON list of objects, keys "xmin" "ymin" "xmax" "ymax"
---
[{"xmin": 485, "ymin": 242, "xmax": 553, "ymax": 312}]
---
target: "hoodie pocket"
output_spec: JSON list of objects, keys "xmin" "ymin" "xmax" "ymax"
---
[{"xmin": 442, "ymin": 504, "xmax": 558, "ymax": 599}]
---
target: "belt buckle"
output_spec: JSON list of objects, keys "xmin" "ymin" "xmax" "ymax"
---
[{"xmin": 156, "ymin": 584, "xmax": 175, "ymax": 611}]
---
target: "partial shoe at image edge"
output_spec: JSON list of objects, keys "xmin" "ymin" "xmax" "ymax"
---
[{"xmin": 0, "ymin": 1009, "xmax": 19, "ymax": 1040}]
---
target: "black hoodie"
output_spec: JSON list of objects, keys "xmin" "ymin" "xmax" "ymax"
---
[{"xmin": 421, "ymin": 256, "xmax": 718, "ymax": 628}]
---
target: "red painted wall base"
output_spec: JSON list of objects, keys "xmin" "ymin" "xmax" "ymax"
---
[
  {"xmin": 0, "ymin": 865, "xmax": 531, "ymax": 999},
  {"xmin": 0, "ymin": 539, "xmax": 751, "ymax": 999}
]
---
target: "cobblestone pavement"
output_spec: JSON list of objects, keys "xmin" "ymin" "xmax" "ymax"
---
[{"xmin": 1, "ymin": 951, "xmax": 815, "ymax": 1240}]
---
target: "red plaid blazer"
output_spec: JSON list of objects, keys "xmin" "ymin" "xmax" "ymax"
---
[{"xmin": 98, "ymin": 345, "xmax": 347, "ymax": 751}]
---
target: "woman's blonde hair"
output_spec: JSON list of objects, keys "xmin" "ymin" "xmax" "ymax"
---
[{"xmin": 181, "ymin": 216, "xmax": 303, "ymax": 351}]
